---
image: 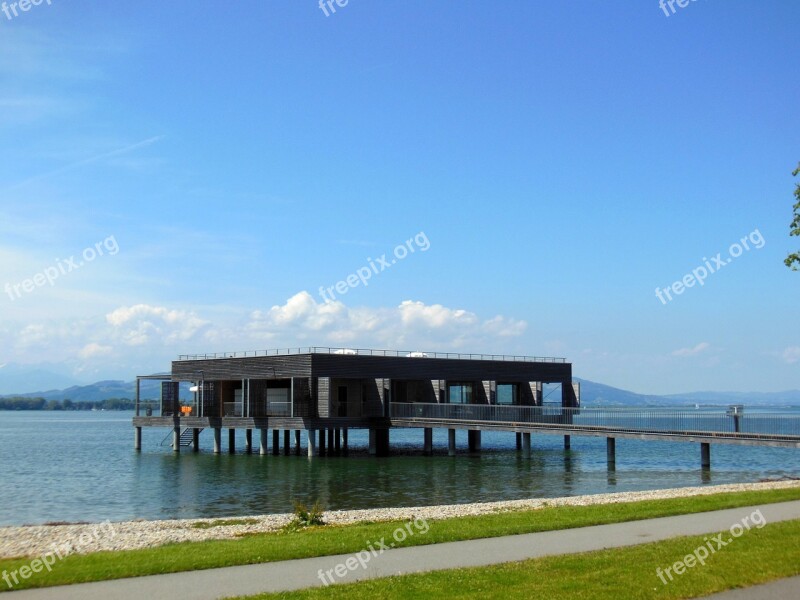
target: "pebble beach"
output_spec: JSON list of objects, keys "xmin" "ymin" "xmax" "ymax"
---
[{"xmin": 1, "ymin": 479, "xmax": 798, "ymax": 560}]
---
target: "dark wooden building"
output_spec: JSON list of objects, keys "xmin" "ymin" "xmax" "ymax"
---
[{"xmin": 133, "ymin": 347, "xmax": 577, "ymax": 456}]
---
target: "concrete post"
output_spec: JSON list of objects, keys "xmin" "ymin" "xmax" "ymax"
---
[
  {"xmin": 376, "ymin": 429, "xmax": 390, "ymax": 457},
  {"xmin": 193, "ymin": 428, "xmax": 200, "ymax": 452},
  {"xmin": 283, "ymin": 429, "xmax": 290, "ymax": 455},
  {"xmin": 319, "ymin": 429, "xmax": 326, "ymax": 456},
  {"xmin": 448, "ymin": 429, "xmax": 456, "ymax": 456},
  {"xmin": 342, "ymin": 428, "xmax": 349, "ymax": 454},
  {"xmin": 368, "ymin": 429, "xmax": 377, "ymax": 455},
  {"xmin": 522, "ymin": 432, "xmax": 531, "ymax": 458},
  {"xmin": 564, "ymin": 435, "xmax": 571, "ymax": 450},
  {"xmin": 607, "ymin": 437, "xmax": 616, "ymax": 466},
  {"xmin": 244, "ymin": 429, "xmax": 252, "ymax": 454},
  {"xmin": 134, "ymin": 426, "xmax": 142, "ymax": 451},
  {"xmin": 294, "ymin": 429, "xmax": 301, "ymax": 454},
  {"xmin": 327, "ymin": 428, "xmax": 335, "ymax": 454},
  {"xmin": 334, "ymin": 428, "xmax": 341, "ymax": 453},
  {"xmin": 307, "ymin": 429, "xmax": 318, "ymax": 457},
  {"xmin": 468, "ymin": 430, "xmax": 481, "ymax": 453},
  {"xmin": 272, "ymin": 429, "xmax": 280, "ymax": 456},
  {"xmin": 172, "ymin": 424, "xmax": 181, "ymax": 453},
  {"xmin": 259, "ymin": 428, "xmax": 268, "ymax": 455},
  {"xmin": 701, "ymin": 442, "xmax": 711, "ymax": 468},
  {"xmin": 213, "ymin": 427, "xmax": 221, "ymax": 454},
  {"xmin": 423, "ymin": 428, "xmax": 433, "ymax": 455},
  {"xmin": 515, "ymin": 432, "xmax": 522, "ymax": 450},
  {"xmin": 228, "ymin": 429, "xmax": 236, "ymax": 454}
]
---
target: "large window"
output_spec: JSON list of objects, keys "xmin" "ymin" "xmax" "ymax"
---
[
  {"xmin": 448, "ymin": 382, "xmax": 473, "ymax": 404},
  {"xmin": 496, "ymin": 383, "xmax": 519, "ymax": 405}
]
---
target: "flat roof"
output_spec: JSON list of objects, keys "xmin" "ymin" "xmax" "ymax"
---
[{"xmin": 176, "ymin": 346, "xmax": 566, "ymax": 364}]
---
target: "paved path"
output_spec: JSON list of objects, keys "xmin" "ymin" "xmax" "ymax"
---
[
  {"xmin": 8, "ymin": 500, "xmax": 800, "ymax": 600},
  {"xmin": 700, "ymin": 575, "xmax": 800, "ymax": 599}
]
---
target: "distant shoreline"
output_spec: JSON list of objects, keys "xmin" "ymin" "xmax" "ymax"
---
[{"xmin": 1, "ymin": 479, "xmax": 798, "ymax": 559}]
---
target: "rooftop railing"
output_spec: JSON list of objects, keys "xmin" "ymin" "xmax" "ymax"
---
[{"xmin": 176, "ymin": 347, "xmax": 566, "ymax": 363}]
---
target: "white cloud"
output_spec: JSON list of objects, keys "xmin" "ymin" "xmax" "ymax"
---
[
  {"xmin": 782, "ymin": 346, "xmax": 800, "ymax": 364},
  {"xmin": 78, "ymin": 342, "xmax": 112, "ymax": 359},
  {"xmin": 106, "ymin": 304, "xmax": 209, "ymax": 346},
  {"xmin": 0, "ymin": 293, "xmax": 529, "ymax": 378},
  {"xmin": 244, "ymin": 292, "xmax": 527, "ymax": 350},
  {"xmin": 671, "ymin": 342, "xmax": 711, "ymax": 357}
]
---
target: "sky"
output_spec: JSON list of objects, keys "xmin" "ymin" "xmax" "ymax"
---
[{"xmin": 0, "ymin": 0, "xmax": 798, "ymax": 395}]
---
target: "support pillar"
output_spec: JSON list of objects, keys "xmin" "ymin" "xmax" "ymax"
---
[
  {"xmin": 327, "ymin": 428, "xmax": 335, "ymax": 454},
  {"xmin": 173, "ymin": 424, "xmax": 181, "ymax": 453},
  {"xmin": 376, "ymin": 428, "xmax": 390, "ymax": 457},
  {"xmin": 245, "ymin": 429, "xmax": 252, "ymax": 454},
  {"xmin": 334, "ymin": 428, "xmax": 341, "ymax": 453},
  {"xmin": 522, "ymin": 432, "xmax": 531, "ymax": 458},
  {"xmin": 515, "ymin": 432, "xmax": 522, "ymax": 450},
  {"xmin": 259, "ymin": 428, "xmax": 268, "ymax": 455},
  {"xmin": 319, "ymin": 429, "xmax": 327, "ymax": 456},
  {"xmin": 307, "ymin": 429, "xmax": 318, "ymax": 457},
  {"xmin": 701, "ymin": 442, "xmax": 711, "ymax": 469},
  {"xmin": 134, "ymin": 426, "xmax": 142, "ymax": 451},
  {"xmin": 272, "ymin": 429, "xmax": 280, "ymax": 456},
  {"xmin": 283, "ymin": 429, "xmax": 291, "ymax": 455},
  {"xmin": 607, "ymin": 437, "xmax": 616, "ymax": 466},
  {"xmin": 295, "ymin": 429, "xmax": 301, "ymax": 454},
  {"xmin": 213, "ymin": 427, "xmax": 221, "ymax": 454},
  {"xmin": 423, "ymin": 428, "xmax": 433, "ymax": 455},
  {"xmin": 468, "ymin": 430, "xmax": 482, "ymax": 452},
  {"xmin": 228, "ymin": 428, "xmax": 236, "ymax": 454},
  {"xmin": 342, "ymin": 428, "xmax": 349, "ymax": 454},
  {"xmin": 564, "ymin": 435, "xmax": 571, "ymax": 450},
  {"xmin": 193, "ymin": 428, "xmax": 200, "ymax": 452},
  {"xmin": 448, "ymin": 429, "xmax": 456, "ymax": 456},
  {"xmin": 369, "ymin": 429, "xmax": 377, "ymax": 456}
]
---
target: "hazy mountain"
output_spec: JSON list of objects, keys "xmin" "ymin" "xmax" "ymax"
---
[
  {"xmin": 1, "ymin": 379, "xmax": 168, "ymax": 402},
  {"xmin": 2, "ymin": 376, "xmax": 797, "ymax": 407},
  {"xmin": 575, "ymin": 378, "xmax": 800, "ymax": 407},
  {"xmin": 0, "ymin": 363, "xmax": 86, "ymax": 395}
]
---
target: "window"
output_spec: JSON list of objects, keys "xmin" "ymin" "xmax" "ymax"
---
[
  {"xmin": 496, "ymin": 384, "xmax": 519, "ymax": 405},
  {"xmin": 448, "ymin": 382, "xmax": 473, "ymax": 404}
]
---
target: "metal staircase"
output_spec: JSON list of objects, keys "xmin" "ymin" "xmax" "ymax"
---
[{"xmin": 160, "ymin": 427, "xmax": 203, "ymax": 448}]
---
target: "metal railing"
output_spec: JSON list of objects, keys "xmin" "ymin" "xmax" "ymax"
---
[
  {"xmin": 266, "ymin": 401, "xmax": 292, "ymax": 417},
  {"xmin": 135, "ymin": 401, "xmax": 161, "ymax": 417},
  {"xmin": 390, "ymin": 403, "xmax": 800, "ymax": 440},
  {"xmin": 176, "ymin": 347, "xmax": 566, "ymax": 363}
]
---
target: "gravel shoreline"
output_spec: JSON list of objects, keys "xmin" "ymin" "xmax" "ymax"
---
[{"xmin": 1, "ymin": 479, "xmax": 798, "ymax": 559}]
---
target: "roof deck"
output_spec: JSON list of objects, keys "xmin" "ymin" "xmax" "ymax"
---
[{"xmin": 176, "ymin": 346, "xmax": 566, "ymax": 363}]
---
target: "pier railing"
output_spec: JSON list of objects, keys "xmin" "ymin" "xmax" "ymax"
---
[
  {"xmin": 390, "ymin": 403, "xmax": 800, "ymax": 440},
  {"xmin": 176, "ymin": 347, "xmax": 566, "ymax": 363}
]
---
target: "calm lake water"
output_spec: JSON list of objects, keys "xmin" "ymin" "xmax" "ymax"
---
[{"xmin": 1, "ymin": 411, "xmax": 798, "ymax": 527}]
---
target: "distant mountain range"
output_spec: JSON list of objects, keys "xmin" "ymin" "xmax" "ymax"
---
[
  {"xmin": 1, "ymin": 375, "xmax": 798, "ymax": 407},
  {"xmin": 0, "ymin": 363, "xmax": 85, "ymax": 395},
  {"xmin": 573, "ymin": 378, "xmax": 800, "ymax": 407}
]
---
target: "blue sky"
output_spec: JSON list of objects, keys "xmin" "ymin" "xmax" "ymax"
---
[{"xmin": 0, "ymin": 0, "xmax": 798, "ymax": 394}]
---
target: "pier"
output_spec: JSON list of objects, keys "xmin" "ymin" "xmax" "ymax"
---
[{"xmin": 133, "ymin": 347, "xmax": 800, "ymax": 468}]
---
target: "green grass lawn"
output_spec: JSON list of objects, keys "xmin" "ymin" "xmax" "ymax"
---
[
  {"xmin": 1, "ymin": 486, "xmax": 799, "ymax": 592},
  {"xmin": 241, "ymin": 519, "xmax": 800, "ymax": 600}
]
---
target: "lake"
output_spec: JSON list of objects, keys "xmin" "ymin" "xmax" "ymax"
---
[{"xmin": 0, "ymin": 411, "xmax": 798, "ymax": 527}]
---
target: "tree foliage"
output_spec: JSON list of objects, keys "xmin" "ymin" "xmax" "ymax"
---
[
  {"xmin": 786, "ymin": 163, "xmax": 800, "ymax": 270},
  {"xmin": 0, "ymin": 397, "xmax": 136, "ymax": 410}
]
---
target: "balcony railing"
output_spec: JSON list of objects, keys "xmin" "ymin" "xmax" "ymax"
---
[
  {"xmin": 266, "ymin": 401, "xmax": 292, "ymax": 417},
  {"xmin": 390, "ymin": 403, "xmax": 800, "ymax": 440},
  {"xmin": 176, "ymin": 347, "xmax": 566, "ymax": 363}
]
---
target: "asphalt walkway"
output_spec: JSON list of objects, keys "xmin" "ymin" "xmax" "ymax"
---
[{"xmin": 8, "ymin": 500, "xmax": 800, "ymax": 600}]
